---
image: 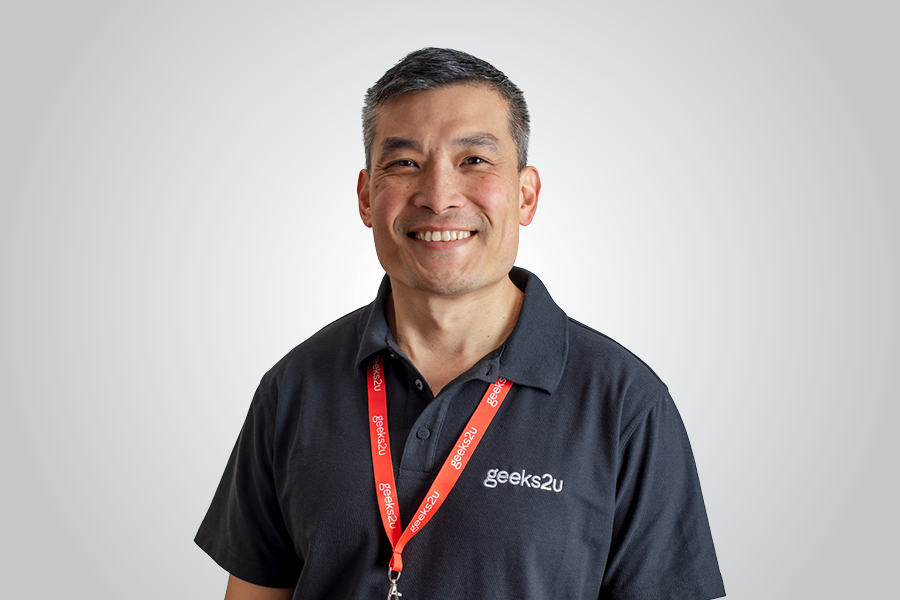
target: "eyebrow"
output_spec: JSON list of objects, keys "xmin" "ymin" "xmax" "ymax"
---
[
  {"xmin": 379, "ymin": 136, "xmax": 422, "ymax": 155},
  {"xmin": 454, "ymin": 133, "xmax": 500, "ymax": 152}
]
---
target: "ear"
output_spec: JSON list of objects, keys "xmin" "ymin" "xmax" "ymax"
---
[
  {"xmin": 357, "ymin": 169, "xmax": 373, "ymax": 228},
  {"xmin": 518, "ymin": 166, "xmax": 540, "ymax": 226}
]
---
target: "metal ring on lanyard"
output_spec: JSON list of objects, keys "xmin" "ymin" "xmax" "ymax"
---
[{"xmin": 387, "ymin": 568, "xmax": 402, "ymax": 599}]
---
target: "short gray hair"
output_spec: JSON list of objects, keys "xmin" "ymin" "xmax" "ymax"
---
[{"xmin": 362, "ymin": 48, "xmax": 530, "ymax": 172}]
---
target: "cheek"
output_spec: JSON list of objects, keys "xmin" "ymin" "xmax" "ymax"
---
[
  {"xmin": 368, "ymin": 192, "xmax": 402, "ymax": 225},
  {"xmin": 370, "ymin": 181, "xmax": 413, "ymax": 216},
  {"xmin": 466, "ymin": 177, "xmax": 502, "ymax": 202},
  {"xmin": 468, "ymin": 179, "xmax": 520, "ymax": 223}
]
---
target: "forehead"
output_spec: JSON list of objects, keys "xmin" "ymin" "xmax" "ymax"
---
[{"xmin": 373, "ymin": 84, "xmax": 513, "ymax": 150}]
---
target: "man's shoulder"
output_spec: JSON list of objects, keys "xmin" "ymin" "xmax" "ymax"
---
[
  {"xmin": 566, "ymin": 317, "xmax": 665, "ymax": 387},
  {"xmin": 508, "ymin": 267, "xmax": 668, "ymax": 405},
  {"xmin": 264, "ymin": 304, "xmax": 370, "ymax": 385},
  {"xmin": 563, "ymin": 317, "xmax": 670, "ymax": 426}
]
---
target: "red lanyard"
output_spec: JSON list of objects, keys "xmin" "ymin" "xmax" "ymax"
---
[{"xmin": 367, "ymin": 354, "xmax": 513, "ymax": 589}]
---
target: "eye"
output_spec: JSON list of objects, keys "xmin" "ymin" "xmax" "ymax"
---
[
  {"xmin": 391, "ymin": 159, "xmax": 417, "ymax": 168},
  {"xmin": 462, "ymin": 156, "xmax": 487, "ymax": 165}
]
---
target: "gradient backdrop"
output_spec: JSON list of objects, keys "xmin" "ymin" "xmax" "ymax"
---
[{"xmin": 2, "ymin": 2, "xmax": 897, "ymax": 599}]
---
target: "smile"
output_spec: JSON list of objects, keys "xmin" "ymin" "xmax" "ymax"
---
[{"xmin": 412, "ymin": 230, "xmax": 474, "ymax": 242}]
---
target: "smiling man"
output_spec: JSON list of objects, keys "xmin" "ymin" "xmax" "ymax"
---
[
  {"xmin": 358, "ymin": 82, "xmax": 539, "ymax": 397},
  {"xmin": 196, "ymin": 48, "xmax": 725, "ymax": 600}
]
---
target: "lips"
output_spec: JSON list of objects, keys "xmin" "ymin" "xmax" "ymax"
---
[{"xmin": 412, "ymin": 230, "xmax": 474, "ymax": 242}]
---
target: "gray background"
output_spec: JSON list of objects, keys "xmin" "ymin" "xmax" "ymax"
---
[{"xmin": 2, "ymin": 1, "xmax": 897, "ymax": 598}]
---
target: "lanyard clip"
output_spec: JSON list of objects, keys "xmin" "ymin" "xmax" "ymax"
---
[
  {"xmin": 387, "ymin": 568, "xmax": 402, "ymax": 600},
  {"xmin": 387, "ymin": 581, "xmax": 401, "ymax": 600}
]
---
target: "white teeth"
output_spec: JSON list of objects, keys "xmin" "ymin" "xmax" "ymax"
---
[{"xmin": 414, "ymin": 230, "xmax": 472, "ymax": 241}]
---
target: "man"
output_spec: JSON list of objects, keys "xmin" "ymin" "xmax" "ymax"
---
[{"xmin": 196, "ymin": 48, "xmax": 725, "ymax": 600}]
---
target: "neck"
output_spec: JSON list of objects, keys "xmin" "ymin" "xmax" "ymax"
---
[{"xmin": 386, "ymin": 277, "xmax": 524, "ymax": 396}]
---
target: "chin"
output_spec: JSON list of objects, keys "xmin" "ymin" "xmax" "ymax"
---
[
  {"xmin": 404, "ymin": 270, "xmax": 482, "ymax": 297},
  {"xmin": 411, "ymin": 277, "xmax": 474, "ymax": 297}
]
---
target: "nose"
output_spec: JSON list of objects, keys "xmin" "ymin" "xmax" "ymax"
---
[{"xmin": 414, "ymin": 162, "xmax": 465, "ymax": 214}]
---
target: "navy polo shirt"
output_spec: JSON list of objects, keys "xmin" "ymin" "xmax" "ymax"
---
[{"xmin": 196, "ymin": 268, "xmax": 725, "ymax": 600}]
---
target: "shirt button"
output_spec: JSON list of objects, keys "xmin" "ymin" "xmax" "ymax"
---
[
  {"xmin": 416, "ymin": 427, "xmax": 431, "ymax": 440},
  {"xmin": 415, "ymin": 379, "xmax": 424, "ymax": 391}
]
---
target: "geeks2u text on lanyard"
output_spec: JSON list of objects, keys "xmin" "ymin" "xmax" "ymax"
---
[{"xmin": 366, "ymin": 354, "xmax": 514, "ymax": 599}]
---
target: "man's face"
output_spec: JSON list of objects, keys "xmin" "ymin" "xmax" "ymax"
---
[{"xmin": 358, "ymin": 83, "xmax": 540, "ymax": 298}]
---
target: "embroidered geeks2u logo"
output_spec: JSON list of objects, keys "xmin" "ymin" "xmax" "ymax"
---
[{"xmin": 483, "ymin": 468, "xmax": 563, "ymax": 492}]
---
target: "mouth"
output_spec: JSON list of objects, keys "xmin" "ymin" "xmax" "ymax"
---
[{"xmin": 409, "ymin": 230, "xmax": 475, "ymax": 242}]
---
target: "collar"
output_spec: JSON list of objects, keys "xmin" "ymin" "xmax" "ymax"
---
[{"xmin": 355, "ymin": 267, "xmax": 568, "ymax": 395}]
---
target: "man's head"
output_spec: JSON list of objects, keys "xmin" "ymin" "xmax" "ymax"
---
[
  {"xmin": 362, "ymin": 48, "xmax": 530, "ymax": 173},
  {"xmin": 357, "ymin": 49, "xmax": 540, "ymax": 300}
]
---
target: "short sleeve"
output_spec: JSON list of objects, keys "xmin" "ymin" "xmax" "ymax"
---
[
  {"xmin": 600, "ymin": 394, "xmax": 725, "ymax": 600},
  {"xmin": 194, "ymin": 379, "xmax": 302, "ymax": 588}
]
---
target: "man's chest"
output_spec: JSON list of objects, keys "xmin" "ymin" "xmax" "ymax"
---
[{"xmin": 271, "ymin": 374, "xmax": 620, "ymax": 591}]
